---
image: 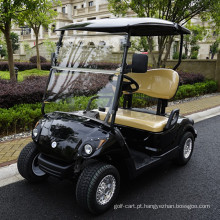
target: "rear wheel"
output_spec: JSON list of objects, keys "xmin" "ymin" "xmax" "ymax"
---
[
  {"xmin": 17, "ymin": 142, "xmax": 48, "ymax": 183},
  {"xmin": 76, "ymin": 162, "xmax": 120, "ymax": 214},
  {"xmin": 175, "ymin": 132, "xmax": 194, "ymax": 165}
]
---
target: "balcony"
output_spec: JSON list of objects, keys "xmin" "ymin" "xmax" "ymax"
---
[
  {"xmin": 50, "ymin": 32, "xmax": 58, "ymax": 37},
  {"xmin": 20, "ymin": 34, "xmax": 31, "ymax": 41},
  {"xmin": 57, "ymin": 12, "xmax": 72, "ymax": 21},
  {"xmin": 99, "ymin": 3, "xmax": 108, "ymax": 12},
  {"xmin": 73, "ymin": 3, "xmax": 109, "ymax": 18},
  {"xmin": 88, "ymin": 6, "xmax": 96, "ymax": 13},
  {"xmin": 77, "ymin": 8, "xmax": 86, "ymax": 16}
]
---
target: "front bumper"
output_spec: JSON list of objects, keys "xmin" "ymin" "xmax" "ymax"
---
[{"xmin": 38, "ymin": 154, "xmax": 74, "ymax": 178}]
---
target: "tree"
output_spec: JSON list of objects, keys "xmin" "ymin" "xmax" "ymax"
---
[
  {"xmin": 11, "ymin": 32, "xmax": 19, "ymax": 53},
  {"xmin": 43, "ymin": 38, "xmax": 56, "ymax": 54},
  {"xmin": 0, "ymin": 33, "xmax": 6, "ymax": 58},
  {"xmin": 0, "ymin": 32, "xmax": 19, "ymax": 57},
  {"xmin": 209, "ymin": 0, "xmax": 220, "ymax": 35},
  {"xmin": 0, "ymin": 40, "xmax": 7, "ymax": 58},
  {"xmin": 201, "ymin": 0, "xmax": 220, "ymax": 58},
  {"xmin": 210, "ymin": 40, "xmax": 219, "ymax": 59},
  {"xmin": 183, "ymin": 22, "xmax": 206, "ymax": 59},
  {"xmin": 131, "ymin": 36, "xmax": 151, "ymax": 52},
  {"xmin": 0, "ymin": 0, "xmax": 27, "ymax": 81},
  {"xmin": 20, "ymin": 0, "xmax": 61, "ymax": 70},
  {"xmin": 108, "ymin": 0, "xmax": 215, "ymax": 67}
]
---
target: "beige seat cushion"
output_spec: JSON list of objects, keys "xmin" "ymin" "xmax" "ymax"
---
[{"xmin": 98, "ymin": 108, "xmax": 168, "ymax": 132}]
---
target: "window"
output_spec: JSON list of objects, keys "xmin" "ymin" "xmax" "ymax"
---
[
  {"xmin": 173, "ymin": 41, "xmax": 178, "ymax": 53},
  {"xmin": 88, "ymin": 42, "xmax": 95, "ymax": 46},
  {"xmin": 87, "ymin": 17, "xmax": 96, "ymax": 20},
  {"xmin": 81, "ymin": 4, "xmax": 84, "ymax": 8},
  {"xmin": 73, "ymin": 6, "xmax": 77, "ymax": 9},
  {"xmin": 21, "ymin": 27, "xmax": 31, "ymax": 35},
  {"xmin": 120, "ymin": 38, "xmax": 125, "ymax": 51},
  {"xmin": 62, "ymin": 7, "xmax": 66, "ymax": 13},
  {"xmin": 52, "ymin": 24, "xmax": 56, "ymax": 33},
  {"xmin": 213, "ymin": 31, "xmax": 217, "ymax": 36},
  {"xmin": 44, "ymin": 27, "xmax": 49, "ymax": 32},
  {"xmin": 89, "ymin": 1, "xmax": 93, "ymax": 7}
]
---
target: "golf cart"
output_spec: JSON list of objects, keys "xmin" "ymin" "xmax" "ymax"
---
[{"xmin": 17, "ymin": 18, "xmax": 197, "ymax": 214}]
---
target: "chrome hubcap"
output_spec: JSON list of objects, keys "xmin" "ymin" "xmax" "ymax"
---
[
  {"xmin": 96, "ymin": 175, "xmax": 116, "ymax": 205},
  {"xmin": 183, "ymin": 138, "xmax": 193, "ymax": 159},
  {"xmin": 32, "ymin": 154, "xmax": 45, "ymax": 176}
]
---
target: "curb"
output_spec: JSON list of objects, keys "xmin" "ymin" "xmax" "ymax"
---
[
  {"xmin": 0, "ymin": 159, "xmax": 17, "ymax": 168},
  {"xmin": 0, "ymin": 163, "xmax": 23, "ymax": 187},
  {"xmin": 187, "ymin": 106, "xmax": 220, "ymax": 123}
]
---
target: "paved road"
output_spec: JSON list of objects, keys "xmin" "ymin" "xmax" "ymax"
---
[{"xmin": 0, "ymin": 116, "xmax": 220, "ymax": 220}]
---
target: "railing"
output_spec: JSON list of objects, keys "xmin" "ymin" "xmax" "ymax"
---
[
  {"xmin": 99, "ymin": 3, "xmax": 108, "ymax": 12},
  {"xmin": 20, "ymin": 34, "xmax": 31, "ymax": 40},
  {"xmin": 73, "ymin": 4, "xmax": 108, "ymax": 17},
  {"xmin": 57, "ymin": 12, "xmax": 70, "ymax": 20},
  {"xmin": 77, "ymin": 8, "xmax": 86, "ymax": 15},
  {"xmin": 88, "ymin": 6, "xmax": 96, "ymax": 13}
]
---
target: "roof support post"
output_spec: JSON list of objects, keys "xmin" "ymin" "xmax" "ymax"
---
[
  {"xmin": 173, "ymin": 34, "xmax": 183, "ymax": 70},
  {"xmin": 109, "ymin": 31, "xmax": 131, "ymax": 128}
]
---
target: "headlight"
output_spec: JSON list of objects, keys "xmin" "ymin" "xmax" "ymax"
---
[
  {"xmin": 33, "ymin": 128, "xmax": 38, "ymax": 137},
  {"xmin": 84, "ymin": 144, "xmax": 93, "ymax": 155}
]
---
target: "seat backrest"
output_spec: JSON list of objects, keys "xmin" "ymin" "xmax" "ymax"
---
[{"xmin": 127, "ymin": 69, "xmax": 179, "ymax": 100}]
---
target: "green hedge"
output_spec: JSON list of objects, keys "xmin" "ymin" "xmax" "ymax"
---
[
  {"xmin": 0, "ymin": 80, "xmax": 217, "ymax": 136},
  {"xmin": 174, "ymin": 80, "xmax": 218, "ymax": 100},
  {"xmin": 127, "ymin": 80, "xmax": 218, "ymax": 108},
  {"xmin": 0, "ymin": 96, "xmax": 93, "ymax": 136}
]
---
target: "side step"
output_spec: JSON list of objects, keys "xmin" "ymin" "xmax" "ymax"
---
[
  {"xmin": 128, "ymin": 148, "xmax": 160, "ymax": 170},
  {"xmin": 128, "ymin": 145, "xmax": 179, "ymax": 170}
]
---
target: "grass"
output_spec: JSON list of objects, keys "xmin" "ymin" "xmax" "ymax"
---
[{"xmin": 0, "ymin": 69, "xmax": 50, "ymax": 82}]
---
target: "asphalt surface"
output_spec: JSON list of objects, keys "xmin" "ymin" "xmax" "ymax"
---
[{"xmin": 0, "ymin": 116, "xmax": 220, "ymax": 220}]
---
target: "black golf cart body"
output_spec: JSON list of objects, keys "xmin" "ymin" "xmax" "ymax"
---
[{"xmin": 18, "ymin": 18, "xmax": 197, "ymax": 214}]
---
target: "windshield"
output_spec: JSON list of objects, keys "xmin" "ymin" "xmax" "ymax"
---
[{"xmin": 44, "ymin": 34, "xmax": 125, "ymax": 122}]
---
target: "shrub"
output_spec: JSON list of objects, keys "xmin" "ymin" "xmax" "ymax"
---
[
  {"xmin": 0, "ymin": 62, "xmax": 51, "ymax": 71},
  {"xmin": 0, "ymin": 47, "xmax": 7, "ymax": 57},
  {"xmin": 172, "ymin": 52, "xmax": 179, "ymax": 59},
  {"xmin": 0, "ymin": 72, "xmax": 109, "ymax": 108},
  {"xmin": 29, "ymin": 56, "xmax": 47, "ymax": 63},
  {"xmin": 0, "ymin": 98, "xmax": 93, "ymax": 135},
  {"xmin": 181, "ymin": 53, "xmax": 187, "ymax": 59},
  {"xmin": 0, "ymin": 76, "xmax": 48, "ymax": 108},
  {"xmin": 123, "ymin": 80, "xmax": 217, "ymax": 108},
  {"xmin": 174, "ymin": 80, "xmax": 217, "ymax": 100},
  {"xmin": 0, "ymin": 103, "xmax": 43, "ymax": 135},
  {"xmin": 191, "ymin": 51, "xmax": 199, "ymax": 59},
  {"xmin": 178, "ymin": 71, "xmax": 205, "ymax": 85}
]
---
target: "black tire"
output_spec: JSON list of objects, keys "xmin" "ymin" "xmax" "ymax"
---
[
  {"xmin": 76, "ymin": 162, "xmax": 120, "ymax": 214},
  {"xmin": 174, "ymin": 132, "xmax": 194, "ymax": 166},
  {"xmin": 17, "ymin": 141, "xmax": 48, "ymax": 183}
]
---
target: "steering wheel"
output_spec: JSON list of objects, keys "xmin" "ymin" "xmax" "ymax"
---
[{"xmin": 122, "ymin": 75, "xmax": 139, "ymax": 92}]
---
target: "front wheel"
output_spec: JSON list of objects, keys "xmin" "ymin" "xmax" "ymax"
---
[
  {"xmin": 76, "ymin": 162, "xmax": 120, "ymax": 214},
  {"xmin": 175, "ymin": 132, "xmax": 194, "ymax": 165},
  {"xmin": 17, "ymin": 142, "xmax": 48, "ymax": 183}
]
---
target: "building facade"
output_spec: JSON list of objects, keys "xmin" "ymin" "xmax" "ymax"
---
[
  {"xmin": 12, "ymin": 0, "xmax": 218, "ymax": 61},
  {"xmin": 15, "ymin": 0, "xmax": 117, "ymax": 60}
]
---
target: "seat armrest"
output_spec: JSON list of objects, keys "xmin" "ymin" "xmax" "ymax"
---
[{"xmin": 164, "ymin": 109, "xmax": 179, "ymax": 130}]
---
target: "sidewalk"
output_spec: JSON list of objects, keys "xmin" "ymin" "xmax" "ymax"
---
[{"xmin": 0, "ymin": 94, "xmax": 220, "ymax": 167}]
